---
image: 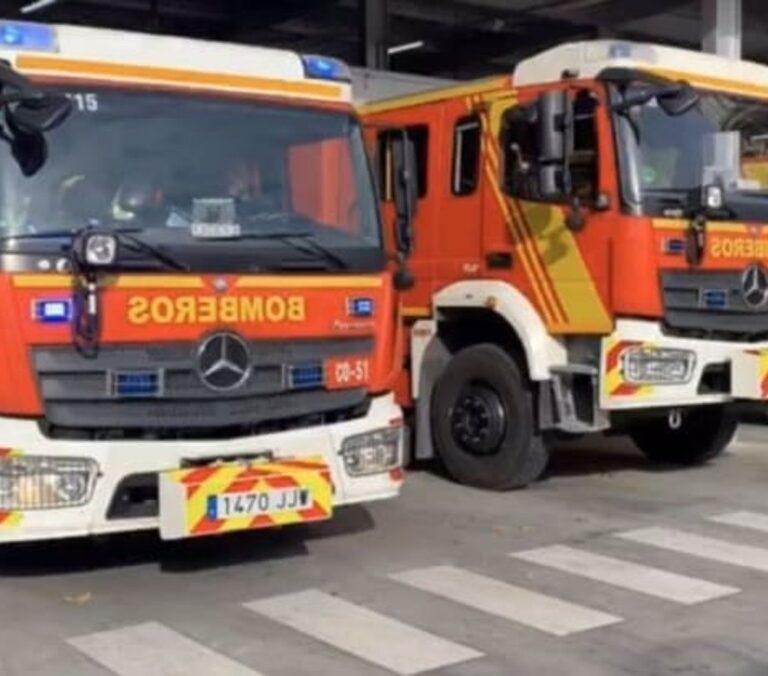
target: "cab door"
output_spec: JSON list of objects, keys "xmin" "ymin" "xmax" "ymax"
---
[
  {"xmin": 482, "ymin": 84, "xmax": 614, "ymax": 335},
  {"xmin": 431, "ymin": 104, "xmax": 485, "ymax": 287}
]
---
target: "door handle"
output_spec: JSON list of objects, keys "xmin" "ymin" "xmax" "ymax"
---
[{"xmin": 486, "ymin": 252, "xmax": 513, "ymax": 269}]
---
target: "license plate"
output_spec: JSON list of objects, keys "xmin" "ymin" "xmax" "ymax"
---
[
  {"xmin": 158, "ymin": 456, "xmax": 333, "ymax": 540},
  {"xmin": 209, "ymin": 487, "xmax": 312, "ymax": 519}
]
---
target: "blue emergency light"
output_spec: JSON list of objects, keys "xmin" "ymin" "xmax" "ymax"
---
[
  {"xmin": 348, "ymin": 297, "xmax": 375, "ymax": 318},
  {"xmin": 288, "ymin": 362, "xmax": 325, "ymax": 390},
  {"xmin": 0, "ymin": 22, "xmax": 57, "ymax": 52},
  {"xmin": 301, "ymin": 54, "xmax": 352, "ymax": 83},
  {"xmin": 33, "ymin": 298, "xmax": 72, "ymax": 323},
  {"xmin": 701, "ymin": 289, "xmax": 728, "ymax": 310},
  {"xmin": 110, "ymin": 370, "xmax": 163, "ymax": 398},
  {"xmin": 663, "ymin": 238, "xmax": 685, "ymax": 255}
]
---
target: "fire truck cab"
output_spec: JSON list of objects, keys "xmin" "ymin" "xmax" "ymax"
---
[
  {"xmin": 363, "ymin": 40, "xmax": 768, "ymax": 490},
  {"xmin": 0, "ymin": 21, "xmax": 413, "ymax": 543}
]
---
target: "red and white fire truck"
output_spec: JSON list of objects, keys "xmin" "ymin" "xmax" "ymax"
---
[
  {"xmin": 364, "ymin": 40, "xmax": 768, "ymax": 490},
  {"xmin": 0, "ymin": 21, "xmax": 414, "ymax": 543}
]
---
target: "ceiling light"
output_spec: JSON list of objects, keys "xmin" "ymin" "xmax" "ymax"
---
[
  {"xmin": 20, "ymin": 0, "xmax": 60, "ymax": 15},
  {"xmin": 387, "ymin": 40, "xmax": 425, "ymax": 56}
]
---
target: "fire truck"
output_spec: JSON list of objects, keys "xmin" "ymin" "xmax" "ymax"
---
[
  {"xmin": 363, "ymin": 40, "xmax": 768, "ymax": 490},
  {"xmin": 0, "ymin": 21, "xmax": 415, "ymax": 543}
]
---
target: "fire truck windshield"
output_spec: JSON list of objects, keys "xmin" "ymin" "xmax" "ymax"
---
[
  {"xmin": 0, "ymin": 85, "xmax": 383, "ymax": 272},
  {"xmin": 613, "ymin": 82, "xmax": 768, "ymax": 222}
]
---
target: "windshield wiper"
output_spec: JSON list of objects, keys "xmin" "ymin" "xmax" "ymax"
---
[
  {"xmin": 117, "ymin": 231, "xmax": 188, "ymax": 271},
  {"xmin": 236, "ymin": 230, "xmax": 349, "ymax": 271},
  {"xmin": 233, "ymin": 213, "xmax": 350, "ymax": 270}
]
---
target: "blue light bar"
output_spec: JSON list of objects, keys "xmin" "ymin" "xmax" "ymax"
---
[
  {"xmin": 110, "ymin": 370, "xmax": 163, "ymax": 398},
  {"xmin": 32, "ymin": 298, "xmax": 71, "ymax": 323},
  {"xmin": 701, "ymin": 289, "xmax": 728, "ymax": 310},
  {"xmin": 663, "ymin": 238, "xmax": 685, "ymax": 255},
  {"xmin": 349, "ymin": 297, "xmax": 375, "ymax": 318},
  {"xmin": 0, "ymin": 22, "xmax": 57, "ymax": 52},
  {"xmin": 301, "ymin": 54, "xmax": 352, "ymax": 83},
  {"xmin": 288, "ymin": 362, "xmax": 324, "ymax": 390}
]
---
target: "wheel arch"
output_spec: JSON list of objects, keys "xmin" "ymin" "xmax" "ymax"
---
[{"xmin": 410, "ymin": 280, "xmax": 566, "ymax": 460}]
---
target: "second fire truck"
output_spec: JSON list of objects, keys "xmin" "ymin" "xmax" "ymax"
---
[{"xmin": 364, "ymin": 40, "xmax": 768, "ymax": 490}]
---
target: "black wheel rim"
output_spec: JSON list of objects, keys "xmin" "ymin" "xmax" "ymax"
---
[{"xmin": 450, "ymin": 382, "xmax": 507, "ymax": 455}]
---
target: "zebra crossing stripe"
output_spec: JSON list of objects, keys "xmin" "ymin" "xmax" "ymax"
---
[
  {"xmin": 511, "ymin": 545, "xmax": 739, "ymax": 604},
  {"xmin": 245, "ymin": 589, "xmax": 481, "ymax": 675},
  {"xmin": 617, "ymin": 527, "xmax": 768, "ymax": 573},
  {"xmin": 709, "ymin": 511, "xmax": 768, "ymax": 534},
  {"xmin": 390, "ymin": 565, "xmax": 621, "ymax": 637},
  {"xmin": 68, "ymin": 621, "xmax": 262, "ymax": 676}
]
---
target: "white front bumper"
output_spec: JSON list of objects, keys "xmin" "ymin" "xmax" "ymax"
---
[
  {"xmin": 601, "ymin": 319, "xmax": 768, "ymax": 410},
  {"xmin": 0, "ymin": 393, "xmax": 403, "ymax": 544}
]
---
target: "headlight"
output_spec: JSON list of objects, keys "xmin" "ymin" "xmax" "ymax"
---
[
  {"xmin": 621, "ymin": 347, "xmax": 696, "ymax": 385},
  {"xmin": 0, "ymin": 456, "xmax": 98, "ymax": 510},
  {"xmin": 84, "ymin": 233, "xmax": 118, "ymax": 266},
  {"xmin": 340, "ymin": 428, "xmax": 401, "ymax": 477}
]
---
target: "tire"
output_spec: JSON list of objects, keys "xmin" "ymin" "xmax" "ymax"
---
[
  {"xmin": 630, "ymin": 405, "xmax": 737, "ymax": 466},
  {"xmin": 430, "ymin": 343, "xmax": 548, "ymax": 490}
]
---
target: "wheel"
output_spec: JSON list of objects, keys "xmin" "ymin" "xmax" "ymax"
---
[
  {"xmin": 430, "ymin": 343, "xmax": 548, "ymax": 490},
  {"xmin": 630, "ymin": 405, "xmax": 737, "ymax": 466}
]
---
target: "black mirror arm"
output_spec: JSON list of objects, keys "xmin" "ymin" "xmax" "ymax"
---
[{"xmin": 565, "ymin": 195, "xmax": 586, "ymax": 232}]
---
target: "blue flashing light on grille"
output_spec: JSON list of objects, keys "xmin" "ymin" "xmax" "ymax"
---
[
  {"xmin": 663, "ymin": 238, "xmax": 685, "ymax": 255},
  {"xmin": 701, "ymin": 289, "xmax": 728, "ymax": 310},
  {"xmin": 0, "ymin": 22, "xmax": 57, "ymax": 52},
  {"xmin": 33, "ymin": 299, "xmax": 71, "ymax": 323},
  {"xmin": 301, "ymin": 54, "xmax": 352, "ymax": 82},
  {"xmin": 349, "ymin": 297, "xmax": 375, "ymax": 318},
  {"xmin": 288, "ymin": 362, "xmax": 325, "ymax": 390},
  {"xmin": 111, "ymin": 371, "xmax": 162, "ymax": 398}
]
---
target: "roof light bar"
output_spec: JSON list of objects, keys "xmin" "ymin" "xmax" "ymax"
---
[
  {"xmin": 301, "ymin": 54, "xmax": 351, "ymax": 83},
  {"xmin": 0, "ymin": 21, "xmax": 58, "ymax": 52}
]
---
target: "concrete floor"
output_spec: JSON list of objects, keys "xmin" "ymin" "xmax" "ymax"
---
[{"xmin": 2, "ymin": 427, "xmax": 768, "ymax": 676}]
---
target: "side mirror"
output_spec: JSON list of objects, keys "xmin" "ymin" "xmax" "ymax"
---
[
  {"xmin": 391, "ymin": 130, "xmax": 418, "ymax": 257},
  {"xmin": 6, "ymin": 116, "xmax": 47, "ymax": 177},
  {"xmin": 7, "ymin": 93, "xmax": 72, "ymax": 134},
  {"xmin": 657, "ymin": 83, "xmax": 699, "ymax": 117},
  {"xmin": 536, "ymin": 90, "xmax": 570, "ymax": 200},
  {"xmin": 0, "ymin": 64, "xmax": 71, "ymax": 177},
  {"xmin": 538, "ymin": 90, "xmax": 566, "ymax": 163}
]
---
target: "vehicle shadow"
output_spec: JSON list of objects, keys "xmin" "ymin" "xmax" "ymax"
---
[
  {"xmin": 411, "ymin": 434, "xmax": 688, "ymax": 484},
  {"xmin": 542, "ymin": 432, "xmax": 732, "ymax": 480},
  {"xmin": 545, "ymin": 433, "xmax": 655, "ymax": 478},
  {"xmin": 0, "ymin": 504, "xmax": 375, "ymax": 577}
]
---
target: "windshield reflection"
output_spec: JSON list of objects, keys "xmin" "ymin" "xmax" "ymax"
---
[
  {"xmin": 0, "ymin": 86, "xmax": 380, "ymax": 249},
  {"xmin": 613, "ymin": 82, "xmax": 768, "ymax": 221}
]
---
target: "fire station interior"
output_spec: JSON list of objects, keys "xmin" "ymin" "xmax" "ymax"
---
[{"xmin": 1, "ymin": 1, "xmax": 765, "ymax": 81}]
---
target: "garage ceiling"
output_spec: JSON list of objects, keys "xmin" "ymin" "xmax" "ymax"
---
[{"xmin": 1, "ymin": 0, "xmax": 767, "ymax": 78}]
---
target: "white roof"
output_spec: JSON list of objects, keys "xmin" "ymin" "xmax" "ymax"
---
[
  {"xmin": 513, "ymin": 40, "xmax": 768, "ymax": 97},
  {"xmin": 0, "ymin": 22, "xmax": 350, "ymax": 103}
]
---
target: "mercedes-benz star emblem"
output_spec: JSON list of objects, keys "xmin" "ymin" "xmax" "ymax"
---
[
  {"xmin": 197, "ymin": 332, "xmax": 251, "ymax": 391},
  {"xmin": 741, "ymin": 264, "xmax": 768, "ymax": 309}
]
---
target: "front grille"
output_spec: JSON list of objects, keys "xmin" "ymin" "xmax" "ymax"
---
[
  {"xmin": 32, "ymin": 338, "xmax": 372, "ymax": 434},
  {"xmin": 661, "ymin": 271, "xmax": 768, "ymax": 342}
]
